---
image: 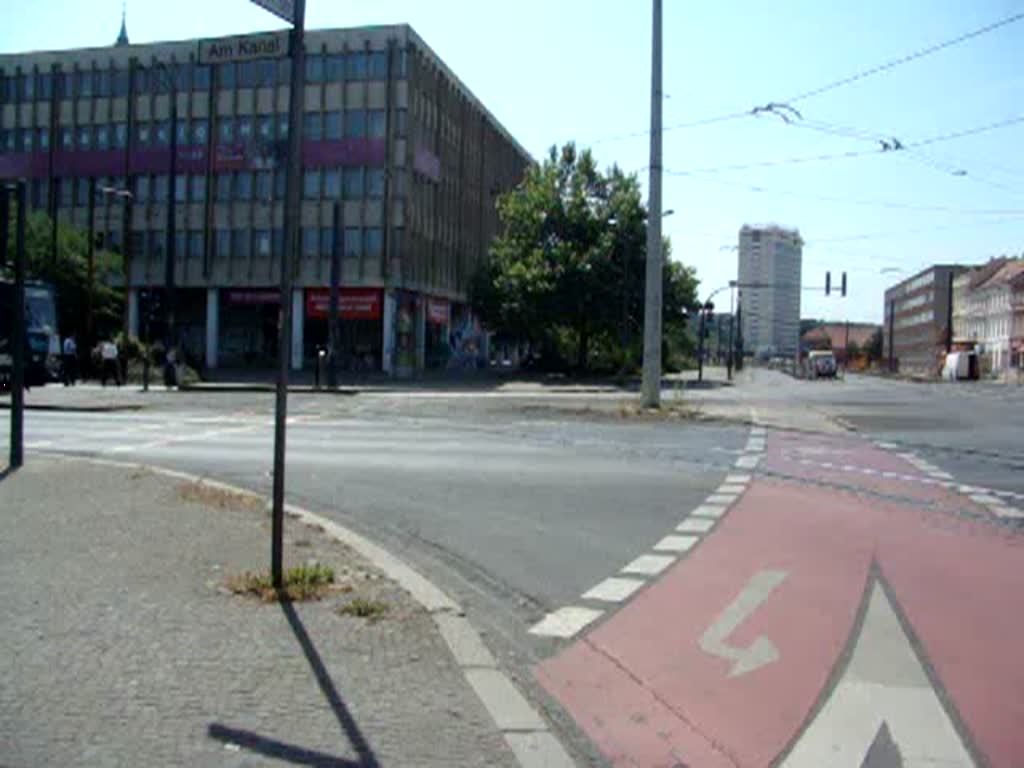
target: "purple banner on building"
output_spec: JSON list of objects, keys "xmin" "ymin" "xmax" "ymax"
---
[
  {"xmin": 303, "ymin": 138, "xmax": 386, "ymax": 169},
  {"xmin": 0, "ymin": 152, "xmax": 48, "ymax": 179},
  {"xmin": 414, "ymin": 145, "xmax": 441, "ymax": 181}
]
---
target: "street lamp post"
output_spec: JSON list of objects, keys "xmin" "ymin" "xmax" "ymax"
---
[{"xmin": 99, "ymin": 184, "xmax": 134, "ymax": 384}]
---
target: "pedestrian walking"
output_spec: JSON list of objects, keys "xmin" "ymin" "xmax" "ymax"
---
[
  {"xmin": 100, "ymin": 338, "xmax": 121, "ymax": 387},
  {"xmin": 62, "ymin": 335, "xmax": 78, "ymax": 386}
]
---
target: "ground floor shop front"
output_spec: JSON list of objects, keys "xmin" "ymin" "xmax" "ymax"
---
[{"xmin": 127, "ymin": 286, "xmax": 489, "ymax": 377}]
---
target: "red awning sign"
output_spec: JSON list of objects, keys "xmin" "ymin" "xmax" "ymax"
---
[{"xmin": 306, "ymin": 288, "xmax": 382, "ymax": 320}]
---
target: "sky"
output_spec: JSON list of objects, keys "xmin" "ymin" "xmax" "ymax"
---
[{"xmin": 2, "ymin": 0, "xmax": 1022, "ymax": 323}]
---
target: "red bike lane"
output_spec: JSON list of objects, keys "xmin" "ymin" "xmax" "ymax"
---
[{"xmin": 537, "ymin": 432, "xmax": 1024, "ymax": 767}]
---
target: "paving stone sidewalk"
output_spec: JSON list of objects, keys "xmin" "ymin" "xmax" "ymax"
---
[{"xmin": 0, "ymin": 457, "xmax": 517, "ymax": 768}]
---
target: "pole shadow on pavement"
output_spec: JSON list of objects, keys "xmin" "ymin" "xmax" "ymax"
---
[{"xmin": 207, "ymin": 596, "xmax": 380, "ymax": 768}]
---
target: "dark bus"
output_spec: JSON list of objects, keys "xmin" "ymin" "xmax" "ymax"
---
[{"xmin": 0, "ymin": 278, "xmax": 60, "ymax": 389}]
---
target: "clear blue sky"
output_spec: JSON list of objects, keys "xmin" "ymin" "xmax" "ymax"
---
[{"xmin": 3, "ymin": 0, "xmax": 1022, "ymax": 323}]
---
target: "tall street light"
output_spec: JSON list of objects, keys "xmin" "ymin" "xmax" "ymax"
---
[
  {"xmin": 641, "ymin": 0, "xmax": 664, "ymax": 408},
  {"xmin": 98, "ymin": 184, "xmax": 134, "ymax": 382}
]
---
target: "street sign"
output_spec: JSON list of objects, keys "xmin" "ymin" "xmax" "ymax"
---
[
  {"xmin": 250, "ymin": 0, "xmax": 295, "ymax": 24},
  {"xmin": 198, "ymin": 31, "xmax": 288, "ymax": 65}
]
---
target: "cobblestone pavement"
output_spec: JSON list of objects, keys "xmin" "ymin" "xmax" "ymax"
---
[{"xmin": 0, "ymin": 457, "xmax": 517, "ymax": 768}]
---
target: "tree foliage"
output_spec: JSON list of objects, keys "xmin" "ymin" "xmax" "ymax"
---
[
  {"xmin": 3, "ymin": 210, "xmax": 124, "ymax": 343},
  {"xmin": 471, "ymin": 143, "xmax": 698, "ymax": 372}
]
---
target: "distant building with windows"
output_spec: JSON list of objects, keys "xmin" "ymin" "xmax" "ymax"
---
[
  {"xmin": 737, "ymin": 224, "xmax": 802, "ymax": 358},
  {"xmin": 952, "ymin": 257, "xmax": 1024, "ymax": 374},
  {"xmin": 882, "ymin": 265, "xmax": 964, "ymax": 375},
  {"xmin": 0, "ymin": 19, "xmax": 531, "ymax": 375}
]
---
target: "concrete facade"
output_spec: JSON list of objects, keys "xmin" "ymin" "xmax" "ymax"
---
[
  {"xmin": 737, "ymin": 224, "xmax": 802, "ymax": 358},
  {"xmin": 953, "ymin": 258, "xmax": 1024, "ymax": 374},
  {"xmin": 883, "ymin": 265, "xmax": 964, "ymax": 375},
  {"xmin": 0, "ymin": 23, "xmax": 531, "ymax": 374}
]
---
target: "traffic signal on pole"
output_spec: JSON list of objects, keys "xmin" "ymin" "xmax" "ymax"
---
[
  {"xmin": 825, "ymin": 271, "xmax": 831, "ymax": 296},
  {"xmin": 841, "ymin": 272, "xmax": 847, "ymax": 297}
]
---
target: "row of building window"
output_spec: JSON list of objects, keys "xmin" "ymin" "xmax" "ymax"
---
[
  {"xmin": 0, "ymin": 49, "xmax": 407, "ymax": 103},
  {"xmin": 25, "ymin": 166, "xmax": 401, "ymax": 208},
  {"xmin": 0, "ymin": 108, "xmax": 405, "ymax": 155},
  {"xmin": 126, "ymin": 226, "xmax": 391, "ymax": 261}
]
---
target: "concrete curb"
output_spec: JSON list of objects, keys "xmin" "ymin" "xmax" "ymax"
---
[
  {"xmin": 47, "ymin": 453, "xmax": 577, "ymax": 768},
  {"xmin": 0, "ymin": 402, "xmax": 146, "ymax": 413}
]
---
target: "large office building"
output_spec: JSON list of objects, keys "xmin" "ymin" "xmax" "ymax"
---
[
  {"xmin": 882, "ymin": 265, "xmax": 964, "ymax": 374},
  {"xmin": 737, "ymin": 224, "xmax": 803, "ymax": 358},
  {"xmin": 0, "ymin": 18, "xmax": 531, "ymax": 375}
]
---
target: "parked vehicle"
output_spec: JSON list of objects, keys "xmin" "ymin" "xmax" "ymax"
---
[
  {"xmin": 0, "ymin": 278, "xmax": 60, "ymax": 388},
  {"xmin": 807, "ymin": 349, "xmax": 838, "ymax": 379}
]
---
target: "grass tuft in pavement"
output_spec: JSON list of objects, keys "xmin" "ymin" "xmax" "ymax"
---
[
  {"xmin": 225, "ymin": 563, "xmax": 336, "ymax": 602},
  {"xmin": 338, "ymin": 597, "xmax": 389, "ymax": 621}
]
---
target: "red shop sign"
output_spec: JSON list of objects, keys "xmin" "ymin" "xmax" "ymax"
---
[
  {"xmin": 306, "ymin": 288, "xmax": 383, "ymax": 320},
  {"xmin": 427, "ymin": 298, "xmax": 449, "ymax": 325}
]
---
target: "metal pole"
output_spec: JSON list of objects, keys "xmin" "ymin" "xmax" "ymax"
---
[
  {"xmin": 142, "ymin": 291, "xmax": 150, "ymax": 391},
  {"xmin": 272, "ymin": 0, "xmax": 306, "ymax": 588},
  {"xmin": 697, "ymin": 305, "xmax": 706, "ymax": 383},
  {"xmin": 727, "ymin": 285, "xmax": 734, "ymax": 381},
  {"xmin": 945, "ymin": 271, "xmax": 954, "ymax": 354},
  {"xmin": 87, "ymin": 177, "xmax": 96, "ymax": 351},
  {"xmin": 640, "ymin": 0, "xmax": 663, "ymax": 408},
  {"xmin": 10, "ymin": 182, "xmax": 26, "ymax": 468},
  {"xmin": 165, "ymin": 69, "xmax": 178, "ymax": 374},
  {"xmin": 888, "ymin": 299, "xmax": 896, "ymax": 373},
  {"xmin": 1, "ymin": 187, "xmax": 8, "ymax": 269},
  {"xmin": 328, "ymin": 200, "xmax": 340, "ymax": 390}
]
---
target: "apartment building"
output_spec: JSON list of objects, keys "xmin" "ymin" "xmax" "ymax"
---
[
  {"xmin": 737, "ymin": 224, "xmax": 802, "ymax": 358},
  {"xmin": 0, "ymin": 19, "xmax": 531, "ymax": 374},
  {"xmin": 882, "ymin": 265, "xmax": 964, "ymax": 374},
  {"xmin": 953, "ymin": 258, "xmax": 1024, "ymax": 373}
]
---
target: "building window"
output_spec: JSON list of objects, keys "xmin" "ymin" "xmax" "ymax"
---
[
  {"xmin": 78, "ymin": 69, "xmax": 93, "ymax": 98},
  {"xmin": 218, "ymin": 118, "xmax": 234, "ymax": 145},
  {"xmin": 155, "ymin": 121, "xmax": 170, "ymax": 146},
  {"xmin": 75, "ymin": 178, "xmax": 90, "ymax": 206},
  {"xmin": 324, "ymin": 111, "xmax": 342, "ymax": 140},
  {"xmin": 190, "ymin": 174, "xmax": 206, "ymax": 203},
  {"xmin": 192, "ymin": 119, "xmax": 209, "ymax": 145},
  {"xmin": 277, "ymin": 59, "xmax": 291, "ymax": 86},
  {"xmin": 96, "ymin": 125, "xmax": 110, "ymax": 150},
  {"xmin": 255, "ymin": 171, "xmax": 272, "ymax": 201},
  {"xmin": 368, "ymin": 110, "xmax": 386, "ymax": 138},
  {"xmin": 58, "ymin": 178, "xmax": 73, "ymax": 208},
  {"xmin": 95, "ymin": 69, "xmax": 111, "ymax": 98},
  {"xmin": 278, "ymin": 113, "xmax": 289, "ymax": 140},
  {"xmin": 274, "ymin": 169, "xmax": 286, "ymax": 199},
  {"xmin": 113, "ymin": 123, "xmax": 128, "ymax": 149},
  {"xmin": 367, "ymin": 168, "xmax": 385, "ymax": 198},
  {"xmin": 56, "ymin": 71, "xmax": 73, "ymax": 99},
  {"xmin": 236, "ymin": 171, "xmax": 253, "ymax": 200},
  {"xmin": 302, "ymin": 227, "xmax": 319, "ymax": 257},
  {"xmin": 323, "ymin": 168, "xmax": 341, "ymax": 198},
  {"xmin": 320, "ymin": 227, "xmax": 334, "ymax": 257},
  {"xmin": 174, "ymin": 174, "xmax": 187, "ymax": 203},
  {"xmin": 215, "ymin": 173, "xmax": 231, "ymax": 202},
  {"xmin": 303, "ymin": 169, "xmax": 321, "ymax": 199},
  {"xmin": 258, "ymin": 116, "xmax": 275, "ymax": 142},
  {"xmin": 391, "ymin": 226, "xmax": 403, "ymax": 258},
  {"xmin": 20, "ymin": 128, "xmax": 34, "ymax": 152},
  {"xmin": 193, "ymin": 64, "xmax": 211, "ymax": 91},
  {"xmin": 369, "ymin": 51, "xmax": 388, "ymax": 80},
  {"xmin": 153, "ymin": 174, "xmax": 169, "ymax": 203},
  {"xmin": 272, "ymin": 228, "xmax": 284, "ymax": 257},
  {"xmin": 344, "ymin": 227, "xmax": 362, "ymax": 258},
  {"xmin": 238, "ymin": 60, "xmax": 258, "ymax": 88},
  {"xmin": 134, "ymin": 175, "xmax": 150, "ymax": 203},
  {"xmin": 38, "ymin": 127, "xmax": 50, "ymax": 151},
  {"xmin": 233, "ymin": 228, "xmax": 251, "ymax": 258},
  {"xmin": 237, "ymin": 117, "xmax": 253, "ymax": 143},
  {"xmin": 254, "ymin": 229, "xmax": 271, "ymax": 257},
  {"xmin": 347, "ymin": 52, "xmax": 368, "ymax": 80},
  {"xmin": 305, "ymin": 54, "xmax": 324, "ymax": 83},
  {"xmin": 175, "ymin": 119, "xmax": 189, "ymax": 146},
  {"xmin": 398, "ymin": 49, "xmax": 408, "ymax": 78},
  {"xmin": 217, "ymin": 62, "xmax": 236, "ymax": 89},
  {"xmin": 365, "ymin": 227, "xmax": 383, "ymax": 258},
  {"xmin": 149, "ymin": 230, "xmax": 166, "ymax": 258},
  {"xmin": 215, "ymin": 229, "xmax": 231, "ymax": 259},
  {"xmin": 304, "ymin": 112, "xmax": 323, "ymax": 141},
  {"xmin": 326, "ymin": 54, "xmax": 345, "ymax": 82},
  {"xmin": 392, "ymin": 169, "xmax": 406, "ymax": 198},
  {"xmin": 345, "ymin": 109, "xmax": 366, "ymax": 138},
  {"xmin": 39, "ymin": 73, "xmax": 53, "ymax": 100},
  {"xmin": 343, "ymin": 167, "xmax": 364, "ymax": 198},
  {"xmin": 77, "ymin": 125, "xmax": 92, "ymax": 150},
  {"xmin": 135, "ymin": 122, "xmax": 151, "ymax": 147},
  {"xmin": 188, "ymin": 231, "xmax": 204, "ymax": 259}
]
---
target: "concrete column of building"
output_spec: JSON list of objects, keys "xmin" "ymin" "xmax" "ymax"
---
[
  {"xmin": 382, "ymin": 289, "xmax": 396, "ymax": 375},
  {"xmin": 291, "ymin": 288, "xmax": 304, "ymax": 371},
  {"xmin": 205, "ymin": 287, "xmax": 219, "ymax": 370},
  {"xmin": 415, "ymin": 296, "xmax": 426, "ymax": 372},
  {"xmin": 128, "ymin": 288, "xmax": 140, "ymax": 340}
]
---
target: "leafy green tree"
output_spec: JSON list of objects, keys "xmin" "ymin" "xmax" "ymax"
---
[
  {"xmin": 472, "ymin": 142, "xmax": 698, "ymax": 373},
  {"xmin": 3, "ymin": 210, "xmax": 124, "ymax": 345},
  {"xmin": 865, "ymin": 328, "xmax": 884, "ymax": 363}
]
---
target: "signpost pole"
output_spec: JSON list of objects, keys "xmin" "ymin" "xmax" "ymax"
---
[
  {"xmin": 10, "ymin": 182, "xmax": 26, "ymax": 469},
  {"xmin": 328, "ymin": 201, "xmax": 340, "ymax": 390},
  {"xmin": 271, "ymin": 0, "xmax": 304, "ymax": 589}
]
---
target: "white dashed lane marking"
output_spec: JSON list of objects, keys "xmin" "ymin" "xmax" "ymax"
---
[
  {"xmin": 692, "ymin": 504, "xmax": 728, "ymax": 519},
  {"xmin": 621, "ymin": 554, "xmax": 676, "ymax": 576},
  {"xmin": 653, "ymin": 534, "xmax": 699, "ymax": 553},
  {"xmin": 677, "ymin": 518, "xmax": 716, "ymax": 534},
  {"xmin": 581, "ymin": 577, "xmax": 646, "ymax": 603},
  {"xmin": 528, "ymin": 607, "xmax": 603, "ymax": 638}
]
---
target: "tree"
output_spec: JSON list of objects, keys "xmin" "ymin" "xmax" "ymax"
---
[
  {"xmin": 865, "ymin": 328, "xmax": 884, "ymax": 363},
  {"xmin": 4, "ymin": 210, "xmax": 124, "ymax": 345},
  {"xmin": 471, "ymin": 142, "xmax": 698, "ymax": 373}
]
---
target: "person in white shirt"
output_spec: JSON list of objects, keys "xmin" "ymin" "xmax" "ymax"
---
[
  {"xmin": 62, "ymin": 335, "xmax": 78, "ymax": 386},
  {"xmin": 100, "ymin": 339, "xmax": 120, "ymax": 387}
]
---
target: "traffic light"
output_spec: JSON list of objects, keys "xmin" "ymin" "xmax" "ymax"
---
[
  {"xmin": 825, "ymin": 271, "xmax": 831, "ymax": 296},
  {"xmin": 841, "ymin": 272, "xmax": 847, "ymax": 298}
]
